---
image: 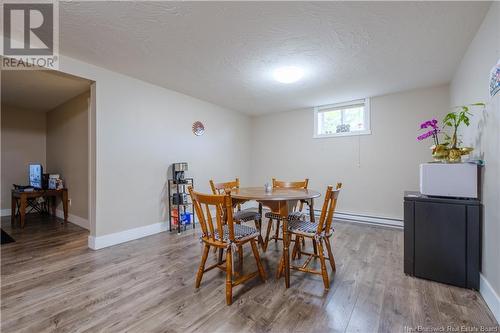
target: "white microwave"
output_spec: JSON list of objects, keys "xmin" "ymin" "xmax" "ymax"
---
[{"xmin": 419, "ymin": 163, "xmax": 480, "ymax": 199}]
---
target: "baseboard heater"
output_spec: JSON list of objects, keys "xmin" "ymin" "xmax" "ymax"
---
[
  {"xmin": 314, "ymin": 209, "xmax": 403, "ymax": 228},
  {"xmin": 260, "ymin": 207, "xmax": 403, "ymax": 229}
]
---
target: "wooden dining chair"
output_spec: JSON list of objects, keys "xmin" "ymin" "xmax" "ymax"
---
[
  {"xmin": 210, "ymin": 178, "xmax": 263, "ymax": 245},
  {"xmin": 282, "ymin": 184, "xmax": 341, "ymax": 290},
  {"xmin": 291, "ymin": 182, "xmax": 342, "ymax": 258},
  {"xmin": 188, "ymin": 187, "xmax": 266, "ymax": 305},
  {"xmin": 262, "ymin": 178, "xmax": 310, "ymax": 252}
]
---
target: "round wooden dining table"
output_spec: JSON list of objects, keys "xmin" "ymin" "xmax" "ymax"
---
[{"xmin": 231, "ymin": 187, "xmax": 321, "ymax": 288}]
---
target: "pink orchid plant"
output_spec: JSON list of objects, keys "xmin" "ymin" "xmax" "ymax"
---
[{"xmin": 417, "ymin": 119, "xmax": 440, "ymax": 146}]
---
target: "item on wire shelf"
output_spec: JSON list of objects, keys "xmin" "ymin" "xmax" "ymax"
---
[
  {"xmin": 172, "ymin": 193, "xmax": 188, "ymax": 205},
  {"xmin": 172, "ymin": 208, "xmax": 179, "ymax": 226},
  {"xmin": 180, "ymin": 212, "xmax": 192, "ymax": 225},
  {"xmin": 172, "ymin": 162, "xmax": 188, "ymax": 183}
]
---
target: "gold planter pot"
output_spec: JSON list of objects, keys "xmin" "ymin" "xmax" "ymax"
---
[{"xmin": 431, "ymin": 145, "xmax": 473, "ymax": 163}]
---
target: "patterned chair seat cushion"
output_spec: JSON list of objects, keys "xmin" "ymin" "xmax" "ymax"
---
[
  {"xmin": 233, "ymin": 209, "xmax": 261, "ymax": 222},
  {"xmin": 288, "ymin": 219, "xmax": 335, "ymax": 236},
  {"xmin": 264, "ymin": 211, "xmax": 281, "ymax": 220},
  {"xmin": 287, "ymin": 219, "xmax": 320, "ymax": 235},
  {"xmin": 213, "ymin": 224, "xmax": 260, "ymax": 242},
  {"xmin": 264, "ymin": 211, "xmax": 306, "ymax": 221},
  {"xmin": 287, "ymin": 211, "xmax": 307, "ymax": 221}
]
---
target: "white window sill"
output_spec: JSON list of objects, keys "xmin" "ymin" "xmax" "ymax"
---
[{"xmin": 313, "ymin": 130, "xmax": 372, "ymax": 139}]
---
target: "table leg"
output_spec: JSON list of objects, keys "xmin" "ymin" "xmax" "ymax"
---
[
  {"xmin": 309, "ymin": 199, "xmax": 315, "ymax": 222},
  {"xmin": 280, "ymin": 202, "xmax": 290, "ymax": 288},
  {"xmin": 258, "ymin": 202, "xmax": 263, "ymax": 227},
  {"xmin": 19, "ymin": 194, "xmax": 27, "ymax": 228},
  {"xmin": 51, "ymin": 196, "xmax": 57, "ymax": 216},
  {"xmin": 11, "ymin": 196, "xmax": 16, "ymax": 226},
  {"xmin": 62, "ymin": 190, "xmax": 69, "ymax": 224}
]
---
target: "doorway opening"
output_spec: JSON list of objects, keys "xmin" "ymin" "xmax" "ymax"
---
[{"xmin": 1, "ymin": 69, "xmax": 96, "ymax": 243}]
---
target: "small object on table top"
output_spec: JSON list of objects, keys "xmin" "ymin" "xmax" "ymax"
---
[{"xmin": 13, "ymin": 185, "xmax": 35, "ymax": 192}]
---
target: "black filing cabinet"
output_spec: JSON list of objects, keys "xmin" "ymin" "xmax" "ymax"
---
[{"xmin": 404, "ymin": 191, "xmax": 481, "ymax": 290}]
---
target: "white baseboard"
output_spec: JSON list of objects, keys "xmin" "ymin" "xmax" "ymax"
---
[
  {"xmin": 480, "ymin": 273, "xmax": 500, "ymax": 323},
  {"xmin": 1, "ymin": 209, "xmax": 11, "ymax": 217},
  {"xmin": 88, "ymin": 222, "xmax": 168, "ymax": 250},
  {"xmin": 55, "ymin": 209, "xmax": 89, "ymax": 230},
  {"xmin": 1, "ymin": 208, "xmax": 90, "ymax": 230}
]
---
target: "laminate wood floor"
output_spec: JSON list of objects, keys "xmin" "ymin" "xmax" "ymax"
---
[{"xmin": 1, "ymin": 215, "xmax": 498, "ymax": 333}]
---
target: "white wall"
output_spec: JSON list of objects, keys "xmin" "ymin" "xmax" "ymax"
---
[
  {"xmin": 251, "ymin": 85, "xmax": 450, "ymax": 221},
  {"xmin": 46, "ymin": 91, "xmax": 90, "ymax": 220},
  {"xmin": 56, "ymin": 56, "xmax": 252, "ymax": 238},
  {"xmin": 1, "ymin": 106, "xmax": 47, "ymax": 210},
  {"xmin": 450, "ymin": 2, "xmax": 499, "ymax": 320}
]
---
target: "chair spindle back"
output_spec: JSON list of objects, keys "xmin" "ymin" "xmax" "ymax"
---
[
  {"xmin": 272, "ymin": 178, "xmax": 309, "ymax": 189},
  {"xmin": 188, "ymin": 187, "xmax": 236, "ymax": 243},
  {"xmin": 272, "ymin": 178, "xmax": 309, "ymax": 212},
  {"xmin": 209, "ymin": 178, "xmax": 240, "ymax": 195},
  {"xmin": 209, "ymin": 178, "xmax": 241, "ymax": 211},
  {"xmin": 316, "ymin": 183, "xmax": 342, "ymax": 234}
]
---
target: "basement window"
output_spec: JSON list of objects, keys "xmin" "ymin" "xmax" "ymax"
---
[{"xmin": 313, "ymin": 98, "xmax": 371, "ymax": 138}]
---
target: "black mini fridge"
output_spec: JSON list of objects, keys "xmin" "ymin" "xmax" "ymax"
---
[{"xmin": 404, "ymin": 191, "xmax": 481, "ymax": 290}]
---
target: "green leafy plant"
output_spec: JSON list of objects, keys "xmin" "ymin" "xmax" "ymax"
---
[{"xmin": 442, "ymin": 103, "xmax": 485, "ymax": 148}]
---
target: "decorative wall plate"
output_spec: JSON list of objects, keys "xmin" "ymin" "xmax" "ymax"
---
[{"xmin": 192, "ymin": 121, "xmax": 205, "ymax": 136}]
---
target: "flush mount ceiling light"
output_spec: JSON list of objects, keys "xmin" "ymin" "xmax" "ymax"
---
[{"xmin": 273, "ymin": 66, "xmax": 304, "ymax": 84}]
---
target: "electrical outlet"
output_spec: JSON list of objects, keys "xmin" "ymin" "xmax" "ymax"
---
[{"xmin": 68, "ymin": 198, "xmax": 72, "ymax": 206}]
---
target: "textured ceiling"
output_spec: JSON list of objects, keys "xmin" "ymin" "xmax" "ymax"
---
[
  {"xmin": 59, "ymin": 2, "xmax": 489, "ymax": 115},
  {"xmin": 1, "ymin": 70, "xmax": 92, "ymax": 112}
]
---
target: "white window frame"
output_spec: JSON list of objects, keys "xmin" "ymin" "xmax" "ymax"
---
[{"xmin": 313, "ymin": 98, "xmax": 371, "ymax": 138}]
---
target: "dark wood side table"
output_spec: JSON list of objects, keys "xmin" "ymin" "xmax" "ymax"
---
[
  {"xmin": 11, "ymin": 188, "xmax": 69, "ymax": 228},
  {"xmin": 404, "ymin": 191, "xmax": 481, "ymax": 290}
]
